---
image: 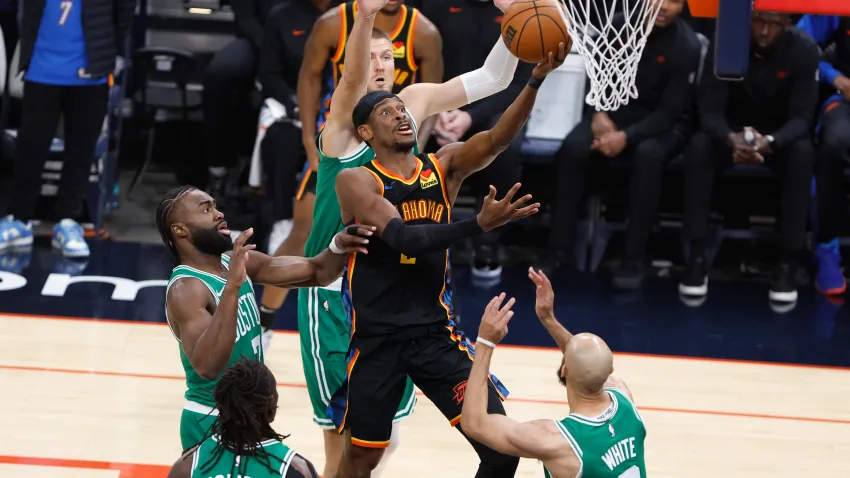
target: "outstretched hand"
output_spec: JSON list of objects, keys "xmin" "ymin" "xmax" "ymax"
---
[
  {"xmin": 476, "ymin": 183, "xmax": 540, "ymax": 232},
  {"xmin": 332, "ymin": 225, "xmax": 377, "ymax": 255},
  {"xmin": 528, "ymin": 267, "xmax": 555, "ymax": 321},
  {"xmin": 531, "ymin": 42, "xmax": 568, "ymax": 79},
  {"xmin": 356, "ymin": 0, "xmax": 389, "ymax": 18},
  {"xmin": 227, "ymin": 228, "xmax": 256, "ymax": 287},
  {"xmin": 478, "ymin": 292, "xmax": 516, "ymax": 346}
]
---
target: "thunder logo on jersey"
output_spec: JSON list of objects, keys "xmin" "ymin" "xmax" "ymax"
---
[{"xmin": 26, "ymin": 0, "xmax": 108, "ymax": 85}]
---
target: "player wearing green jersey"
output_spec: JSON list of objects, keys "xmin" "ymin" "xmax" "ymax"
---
[
  {"xmin": 167, "ymin": 358, "xmax": 319, "ymax": 478},
  {"xmin": 462, "ymin": 269, "xmax": 647, "ymax": 478},
  {"xmin": 294, "ymin": 0, "xmax": 521, "ymax": 475},
  {"xmin": 156, "ymin": 186, "xmax": 373, "ymax": 450}
]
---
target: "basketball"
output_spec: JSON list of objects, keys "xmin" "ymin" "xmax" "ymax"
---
[{"xmin": 500, "ymin": 0, "xmax": 572, "ymax": 64}]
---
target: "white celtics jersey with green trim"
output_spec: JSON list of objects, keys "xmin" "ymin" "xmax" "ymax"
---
[
  {"xmin": 165, "ymin": 254, "xmax": 264, "ymax": 407},
  {"xmin": 190, "ymin": 435, "xmax": 297, "ymax": 478}
]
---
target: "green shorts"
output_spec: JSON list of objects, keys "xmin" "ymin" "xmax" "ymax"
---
[
  {"xmin": 297, "ymin": 285, "xmax": 417, "ymax": 429},
  {"xmin": 180, "ymin": 405, "xmax": 218, "ymax": 451}
]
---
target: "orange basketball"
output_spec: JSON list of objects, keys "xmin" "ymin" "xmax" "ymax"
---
[{"xmin": 500, "ymin": 0, "xmax": 572, "ymax": 64}]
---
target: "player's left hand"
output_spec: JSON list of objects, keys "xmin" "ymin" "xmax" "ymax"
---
[
  {"xmin": 332, "ymin": 225, "xmax": 376, "ymax": 254},
  {"xmin": 593, "ymin": 131, "xmax": 627, "ymax": 157},
  {"xmin": 478, "ymin": 292, "xmax": 516, "ymax": 346},
  {"xmin": 528, "ymin": 267, "xmax": 555, "ymax": 321},
  {"xmin": 531, "ymin": 42, "xmax": 568, "ymax": 79}
]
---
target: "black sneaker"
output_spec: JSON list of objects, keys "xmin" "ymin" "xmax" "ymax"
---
[
  {"xmin": 678, "ymin": 256, "xmax": 708, "ymax": 296},
  {"xmin": 611, "ymin": 258, "xmax": 646, "ymax": 290},
  {"xmin": 769, "ymin": 262, "xmax": 798, "ymax": 303},
  {"xmin": 472, "ymin": 244, "xmax": 502, "ymax": 279}
]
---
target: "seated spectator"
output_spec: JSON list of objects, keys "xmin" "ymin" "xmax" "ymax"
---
[
  {"xmin": 251, "ymin": 0, "xmax": 343, "ymax": 347},
  {"xmin": 537, "ymin": 0, "xmax": 700, "ymax": 290},
  {"xmin": 797, "ymin": 14, "xmax": 850, "ymax": 296},
  {"xmin": 201, "ymin": 0, "xmax": 289, "ymax": 194},
  {"xmin": 0, "ymin": 0, "xmax": 134, "ymax": 257},
  {"xmin": 421, "ymin": 0, "xmax": 536, "ymax": 280},
  {"xmin": 679, "ymin": 11, "xmax": 819, "ymax": 303}
]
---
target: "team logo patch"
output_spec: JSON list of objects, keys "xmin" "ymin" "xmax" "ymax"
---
[
  {"xmin": 420, "ymin": 169, "xmax": 438, "ymax": 189},
  {"xmin": 609, "ymin": 424, "xmax": 616, "ymax": 437},
  {"xmin": 453, "ymin": 380, "xmax": 467, "ymax": 405},
  {"xmin": 393, "ymin": 41, "xmax": 406, "ymax": 59}
]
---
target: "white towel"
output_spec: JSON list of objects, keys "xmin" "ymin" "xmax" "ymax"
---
[{"xmin": 248, "ymin": 98, "xmax": 302, "ymax": 187}]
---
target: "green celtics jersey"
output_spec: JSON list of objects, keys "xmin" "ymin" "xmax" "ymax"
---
[
  {"xmin": 303, "ymin": 114, "xmax": 419, "ymax": 258},
  {"xmin": 545, "ymin": 388, "xmax": 646, "ymax": 478},
  {"xmin": 166, "ymin": 254, "xmax": 264, "ymax": 407},
  {"xmin": 190, "ymin": 435, "xmax": 297, "ymax": 478}
]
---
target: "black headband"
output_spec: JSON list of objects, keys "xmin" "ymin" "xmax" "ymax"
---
[{"xmin": 352, "ymin": 90, "xmax": 399, "ymax": 129}]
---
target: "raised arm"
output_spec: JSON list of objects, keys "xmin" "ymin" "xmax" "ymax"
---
[
  {"xmin": 335, "ymin": 168, "xmax": 536, "ymax": 257},
  {"xmin": 298, "ymin": 11, "xmax": 341, "ymax": 166},
  {"xmin": 246, "ymin": 227, "xmax": 374, "ymax": 287},
  {"xmin": 528, "ymin": 268, "xmax": 573, "ymax": 351},
  {"xmin": 461, "ymin": 295, "xmax": 577, "ymax": 469},
  {"xmin": 319, "ymin": 0, "xmax": 389, "ymax": 156},
  {"xmin": 437, "ymin": 47, "xmax": 565, "ymax": 189}
]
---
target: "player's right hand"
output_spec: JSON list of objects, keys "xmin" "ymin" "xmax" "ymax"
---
[
  {"xmin": 476, "ymin": 183, "xmax": 540, "ymax": 232},
  {"xmin": 835, "ymin": 75, "xmax": 850, "ymax": 101},
  {"xmin": 528, "ymin": 267, "xmax": 555, "ymax": 321},
  {"xmin": 228, "ymin": 228, "xmax": 256, "ymax": 287},
  {"xmin": 304, "ymin": 141, "xmax": 320, "ymax": 172},
  {"xmin": 478, "ymin": 292, "xmax": 516, "ymax": 346},
  {"xmin": 356, "ymin": 0, "xmax": 389, "ymax": 18}
]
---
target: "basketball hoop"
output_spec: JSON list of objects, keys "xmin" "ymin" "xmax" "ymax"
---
[{"xmin": 555, "ymin": 0, "xmax": 664, "ymax": 111}]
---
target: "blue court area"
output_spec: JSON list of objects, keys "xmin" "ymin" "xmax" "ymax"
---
[{"xmin": 1, "ymin": 237, "xmax": 848, "ymax": 368}]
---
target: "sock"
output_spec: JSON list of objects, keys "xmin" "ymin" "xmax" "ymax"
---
[
  {"xmin": 371, "ymin": 421, "xmax": 401, "ymax": 477},
  {"xmin": 819, "ymin": 237, "xmax": 839, "ymax": 252},
  {"xmin": 259, "ymin": 306, "xmax": 276, "ymax": 331}
]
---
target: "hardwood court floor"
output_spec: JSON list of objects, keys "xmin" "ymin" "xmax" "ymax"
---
[{"xmin": 1, "ymin": 313, "xmax": 849, "ymax": 477}]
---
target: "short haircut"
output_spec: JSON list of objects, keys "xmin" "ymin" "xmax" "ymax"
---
[{"xmin": 371, "ymin": 28, "xmax": 391, "ymax": 42}]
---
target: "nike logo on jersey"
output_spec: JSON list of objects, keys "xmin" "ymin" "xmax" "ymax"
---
[
  {"xmin": 385, "ymin": 181, "xmax": 397, "ymax": 190},
  {"xmin": 449, "ymin": 6, "xmax": 462, "ymax": 13},
  {"xmin": 292, "ymin": 30, "xmax": 306, "ymax": 36}
]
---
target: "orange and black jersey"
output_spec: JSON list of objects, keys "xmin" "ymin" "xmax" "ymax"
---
[
  {"xmin": 317, "ymin": 2, "xmax": 421, "ymax": 130},
  {"xmin": 342, "ymin": 153, "xmax": 454, "ymax": 338}
]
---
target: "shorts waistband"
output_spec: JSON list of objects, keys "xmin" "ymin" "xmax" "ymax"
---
[{"xmin": 184, "ymin": 400, "xmax": 219, "ymax": 416}]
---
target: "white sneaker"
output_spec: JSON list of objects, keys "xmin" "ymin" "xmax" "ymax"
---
[
  {"xmin": 261, "ymin": 328, "xmax": 274, "ymax": 352},
  {"xmin": 267, "ymin": 219, "xmax": 293, "ymax": 254}
]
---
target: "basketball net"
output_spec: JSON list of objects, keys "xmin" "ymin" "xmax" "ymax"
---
[{"xmin": 555, "ymin": 0, "xmax": 664, "ymax": 111}]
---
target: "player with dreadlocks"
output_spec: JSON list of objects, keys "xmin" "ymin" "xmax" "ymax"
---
[
  {"xmin": 167, "ymin": 357, "xmax": 320, "ymax": 478},
  {"xmin": 157, "ymin": 185, "xmax": 375, "ymax": 450}
]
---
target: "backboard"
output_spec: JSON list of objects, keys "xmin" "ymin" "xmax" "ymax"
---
[{"xmin": 689, "ymin": 0, "xmax": 850, "ymax": 80}]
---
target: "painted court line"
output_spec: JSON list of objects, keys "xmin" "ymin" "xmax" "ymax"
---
[
  {"xmin": 5, "ymin": 311, "xmax": 850, "ymax": 372},
  {"xmin": 0, "ymin": 455, "xmax": 169, "ymax": 478},
  {"xmin": 4, "ymin": 363, "xmax": 849, "ymax": 426}
]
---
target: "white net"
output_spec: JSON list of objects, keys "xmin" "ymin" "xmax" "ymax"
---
[{"xmin": 554, "ymin": 0, "xmax": 664, "ymax": 111}]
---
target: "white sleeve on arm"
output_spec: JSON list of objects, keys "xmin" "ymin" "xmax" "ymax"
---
[{"xmin": 459, "ymin": 40, "xmax": 519, "ymax": 104}]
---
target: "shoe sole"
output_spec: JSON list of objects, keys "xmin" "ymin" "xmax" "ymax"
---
[
  {"xmin": 51, "ymin": 239, "xmax": 90, "ymax": 258},
  {"xmin": 768, "ymin": 289, "xmax": 798, "ymax": 303},
  {"xmin": 471, "ymin": 265, "xmax": 502, "ymax": 279},
  {"xmin": 678, "ymin": 280, "xmax": 708, "ymax": 297},
  {"xmin": 0, "ymin": 236, "xmax": 34, "ymax": 250}
]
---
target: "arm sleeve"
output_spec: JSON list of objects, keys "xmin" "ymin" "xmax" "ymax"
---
[
  {"xmin": 697, "ymin": 42, "xmax": 733, "ymax": 142},
  {"xmin": 463, "ymin": 62, "xmax": 533, "ymax": 126},
  {"xmin": 230, "ymin": 0, "xmax": 264, "ymax": 48},
  {"xmin": 770, "ymin": 40, "xmax": 819, "ymax": 150},
  {"xmin": 258, "ymin": 6, "xmax": 298, "ymax": 111},
  {"xmin": 796, "ymin": 15, "xmax": 842, "ymax": 85},
  {"xmin": 381, "ymin": 217, "xmax": 483, "ymax": 257},
  {"xmin": 623, "ymin": 40, "xmax": 700, "ymax": 144}
]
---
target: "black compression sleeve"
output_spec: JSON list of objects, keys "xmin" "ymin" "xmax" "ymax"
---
[{"xmin": 381, "ymin": 217, "xmax": 484, "ymax": 257}]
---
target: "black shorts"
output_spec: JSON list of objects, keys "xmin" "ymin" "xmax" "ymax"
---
[
  {"xmin": 295, "ymin": 161, "xmax": 316, "ymax": 201},
  {"xmin": 329, "ymin": 321, "xmax": 510, "ymax": 448}
]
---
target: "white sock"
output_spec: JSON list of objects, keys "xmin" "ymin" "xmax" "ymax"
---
[{"xmin": 371, "ymin": 421, "xmax": 401, "ymax": 477}]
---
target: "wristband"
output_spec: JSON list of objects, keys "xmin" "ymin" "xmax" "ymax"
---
[
  {"xmin": 329, "ymin": 235, "xmax": 345, "ymax": 254},
  {"xmin": 527, "ymin": 76, "xmax": 545, "ymax": 90},
  {"xmin": 476, "ymin": 336, "xmax": 496, "ymax": 348}
]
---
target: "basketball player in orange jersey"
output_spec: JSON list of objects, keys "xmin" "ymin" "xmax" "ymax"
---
[{"xmin": 256, "ymin": 0, "xmax": 442, "ymax": 338}]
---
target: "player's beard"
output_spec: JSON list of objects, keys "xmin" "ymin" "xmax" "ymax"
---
[
  {"xmin": 393, "ymin": 138, "xmax": 417, "ymax": 152},
  {"xmin": 190, "ymin": 225, "xmax": 233, "ymax": 257}
]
